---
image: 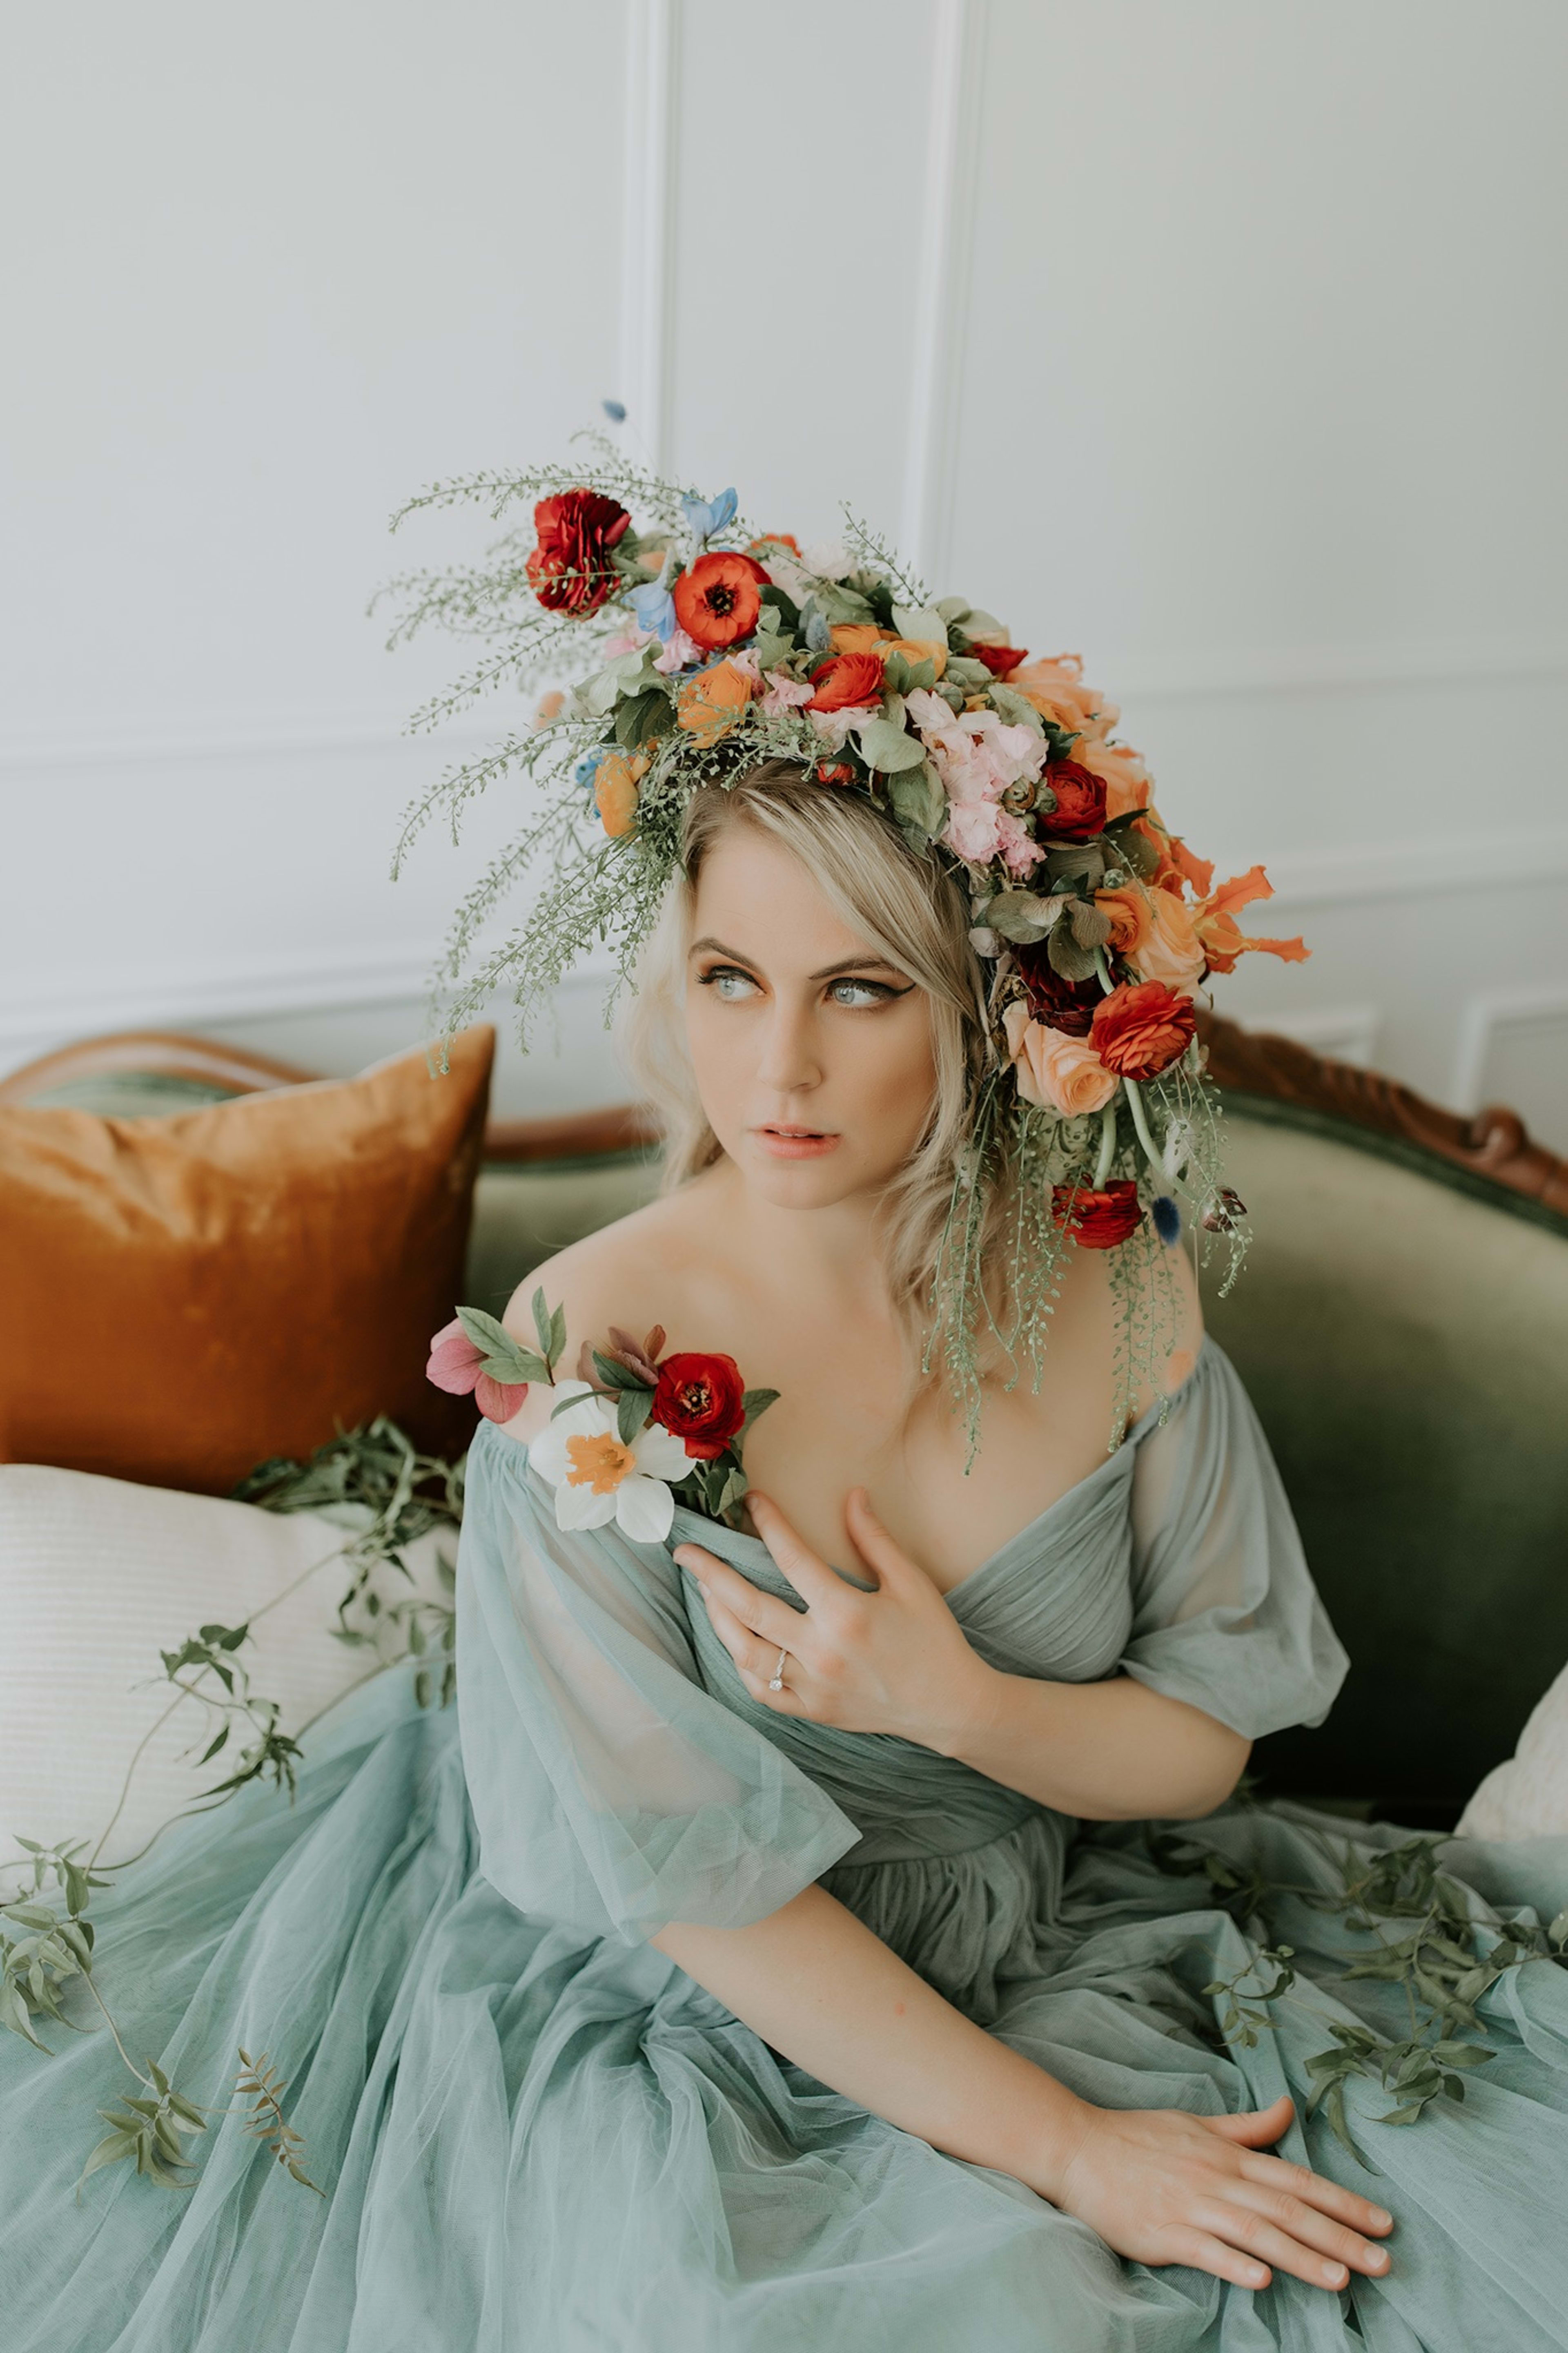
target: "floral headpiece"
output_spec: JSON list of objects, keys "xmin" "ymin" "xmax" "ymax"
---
[{"xmin": 383, "ymin": 444, "xmax": 1307, "ymax": 1446}]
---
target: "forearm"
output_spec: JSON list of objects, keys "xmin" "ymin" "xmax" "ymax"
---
[
  {"xmin": 650, "ymin": 1882, "xmax": 1089, "ymax": 2195},
  {"xmin": 936, "ymin": 1666, "xmax": 1250, "ymax": 1821}
]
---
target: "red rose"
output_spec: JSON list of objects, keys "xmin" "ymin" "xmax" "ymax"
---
[
  {"xmin": 526, "ymin": 490, "xmax": 631, "ymax": 616},
  {"xmin": 1089, "ymin": 980, "xmax": 1196, "ymax": 1081},
  {"xmin": 815, "ymin": 763, "xmax": 855, "ymax": 784},
  {"xmin": 673, "ymin": 552, "xmax": 768, "ymax": 649},
  {"xmin": 971, "ymin": 642, "xmax": 1029, "ymax": 678},
  {"xmin": 1011, "ymin": 946, "xmax": 1101, "ymax": 1038},
  {"xmin": 808, "ymin": 651, "xmax": 884, "ymax": 712},
  {"xmin": 1052, "ymin": 1182, "xmax": 1144, "ymax": 1250},
  {"xmin": 1038, "ymin": 760, "xmax": 1108, "ymax": 840},
  {"xmin": 651, "ymin": 1351, "xmax": 747, "ymax": 1460}
]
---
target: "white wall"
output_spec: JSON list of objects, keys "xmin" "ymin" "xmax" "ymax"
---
[{"xmin": 4, "ymin": 0, "xmax": 1566, "ymax": 1140}]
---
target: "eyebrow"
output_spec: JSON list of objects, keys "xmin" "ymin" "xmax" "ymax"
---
[{"xmin": 688, "ymin": 936, "xmax": 910, "ymax": 983}]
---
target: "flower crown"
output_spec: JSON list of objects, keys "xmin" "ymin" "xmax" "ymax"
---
[{"xmin": 383, "ymin": 444, "xmax": 1307, "ymax": 1445}]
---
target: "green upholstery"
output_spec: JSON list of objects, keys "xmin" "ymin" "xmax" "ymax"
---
[
  {"xmin": 1206, "ymin": 1101, "xmax": 1568, "ymax": 1820},
  {"xmin": 463, "ymin": 1155, "xmax": 663, "ymax": 1317}
]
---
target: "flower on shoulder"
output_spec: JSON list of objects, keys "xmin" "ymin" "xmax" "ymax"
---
[
  {"xmin": 526, "ymin": 490, "xmax": 631, "ymax": 616},
  {"xmin": 528, "ymin": 1381, "xmax": 692, "ymax": 1542},
  {"xmin": 676, "ymin": 658, "xmax": 757, "ymax": 746},
  {"xmin": 425, "ymin": 1318, "xmax": 529, "ymax": 1423},
  {"xmin": 673, "ymin": 551, "xmax": 768, "ymax": 649},
  {"xmin": 651, "ymin": 1352, "xmax": 746, "ymax": 1460},
  {"xmin": 1052, "ymin": 1181, "xmax": 1144, "ymax": 1249},
  {"xmin": 1089, "ymin": 980, "xmax": 1197, "ymax": 1081}
]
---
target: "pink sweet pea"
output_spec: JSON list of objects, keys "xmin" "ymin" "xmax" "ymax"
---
[{"xmin": 425, "ymin": 1317, "xmax": 528, "ymax": 1423}]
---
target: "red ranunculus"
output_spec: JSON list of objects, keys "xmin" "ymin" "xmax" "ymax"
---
[
  {"xmin": 972, "ymin": 642, "xmax": 1029, "ymax": 678},
  {"xmin": 808, "ymin": 651, "xmax": 884, "ymax": 712},
  {"xmin": 815, "ymin": 762, "xmax": 856, "ymax": 784},
  {"xmin": 1089, "ymin": 980, "xmax": 1197, "ymax": 1081},
  {"xmin": 525, "ymin": 490, "xmax": 631, "ymax": 616},
  {"xmin": 673, "ymin": 552, "xmax": 768, "ymax": 649},
  {"xmin": 1011, "ymin": 946, "xmax": 1101, "ymax": 1037},
  {"xmin": 1052, "ymin": 1182, "xmax": 1144, "ymax": 1250},
  {"xmin": 1038, "ymin": 760, "xmax": 1108, "ymax": 840},
  {"xmin": 651, "ymin": 1351, "xmax": 747, "ymax": 1459}
]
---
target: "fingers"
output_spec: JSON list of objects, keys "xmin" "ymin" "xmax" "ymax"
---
[
  {"xmin": 697, "ymin": 1587, "xmax": 804, "ymax": 1713},
  {"xmin": 1203, "ymin": 2092, "xmax": 1296, "ymax": 2146},
  {"xmin": 673, "ymin": 1545, "xmax": 800, "ymax": 1650},
  {"xmin": 744, "ymin": 1494, "xmax": 846, "ymax": 1608},
  {"xmin": 1161, "ymin": 2231, "xmax": 1273, "ymax": 2293},
  {"xmin": 1237, "ymin": 2153, "xmax": 1392, "ymax": 2244},
  {"xmin": 1197, "ymin": 2185, "xmax": 1390, "ymax": 2292},
  {"xmin": 843, "ymin": 1488, "xmax": 931, "ymax": 1591}
]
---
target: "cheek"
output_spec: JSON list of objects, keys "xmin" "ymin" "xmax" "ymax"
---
[
  {"xmin": 852, "ymin": 1017, "xmax": 940, "ymax": 1151},
  {"xmin": 684, "ymin": 992, "xmax": 750, "ymax": 1129}
]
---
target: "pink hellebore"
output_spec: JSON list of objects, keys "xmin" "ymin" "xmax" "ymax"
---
[{"xmin": 425, "ymin": 1316, "xmax": 528, "ymax": 1424}]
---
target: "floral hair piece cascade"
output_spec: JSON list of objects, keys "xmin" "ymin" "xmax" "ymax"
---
[{"xmin": 381, "ymin": 441, "xmax": 1307, "ymax": 1447}]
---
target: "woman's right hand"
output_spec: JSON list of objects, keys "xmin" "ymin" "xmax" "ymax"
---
[{"xmin": 1049, "ymin": 2093, "xmax": 1394, "ymax": 2292}]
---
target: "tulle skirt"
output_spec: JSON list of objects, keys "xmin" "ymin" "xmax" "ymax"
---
[{"xmin": 4, "ymin": 1659, "xmax": 1567, "ymax": 2353}]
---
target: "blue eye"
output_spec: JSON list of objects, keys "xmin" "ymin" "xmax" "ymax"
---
[
  {"xmin": 829, "ymin": 979, "xmax": 889, "ymax": 1008},
  {"xmin": 702, "ymin": 967, "xmax": 757, "ymax": 1000}
]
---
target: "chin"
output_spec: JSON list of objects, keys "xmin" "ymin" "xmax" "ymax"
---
[{"xmin": 729, "ymin": 1133, "xmax": 882, "ymax": 1208}]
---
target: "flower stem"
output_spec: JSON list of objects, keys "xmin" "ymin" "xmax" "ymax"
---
[
  {"xmin": 1123, "ymin": 1077, "xmax": 1162, "ymax": 1174},
  {"xmin": 1094, "ymin": 1098, "xmax": 1118, "ymax": 1187}
]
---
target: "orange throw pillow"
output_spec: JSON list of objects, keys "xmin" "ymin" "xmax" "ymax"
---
[{"xmin": 0, "ymin": 1028, "xmax": 494, "ymax": 1493}]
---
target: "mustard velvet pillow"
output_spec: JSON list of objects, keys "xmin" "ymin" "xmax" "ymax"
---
[{"xmin": 0, "ymin": 1029, "xmax": 494, "ymax": 1493}]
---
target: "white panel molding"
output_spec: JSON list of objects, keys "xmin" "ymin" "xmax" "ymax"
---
[
  {"xmin": 1106, "ymin": 636, "xmax": 1567, "ymax": 703},
  {"xmin": 902, "ymin": 0, "xmax": 988, "ymax": 589},
  {"xmin": 616, "ymin": 0, "xmax": 679, "ymax": 475},
  {"xmin": 1242, "ymin": 1003, "xmax": 1381, "ymax": 1066},
  {"xmin": 1241, "ymin": 825, "xmax": 1568, "ymax": 912},
  {"xmin": 1451, "ymin": 982, "xmax": 1568, "ymax": 1114}
]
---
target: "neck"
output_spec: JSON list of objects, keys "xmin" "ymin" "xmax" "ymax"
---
[{"xmin": 711, "ymin": 1158, "xmax": 899, "ymax": 1324}]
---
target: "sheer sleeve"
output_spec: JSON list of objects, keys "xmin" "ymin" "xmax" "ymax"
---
[
  {"xmin": 1119, "ymin": 1340, "xmax": 1349, "ymax": 1738},
  {"xmin": 454, "ymin": 1420, "xmax": 862, "ymax": 1945}
]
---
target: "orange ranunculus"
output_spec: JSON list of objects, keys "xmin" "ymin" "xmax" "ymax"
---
[
  {"xmin": 1133, "ymin": 888, "xmax": 1205, "ymax": 992},
  {"xmin": 807, "ymin": 651, "xmax": 885, "ymax": 712},
  {"xmin": 880, "ymin": 633, "xmax": 948, "ymax": 680},
  {"xmin": 594, "ymin": 750, "xmax": 649, "ymax": 837},
  {"xmin": 673, "ymin": 551, "xmax": 768, "ymax": 649},
  {"xmin": 1003, "ymin": 1002, "xmax": 1118, "ymax": 1115},
  {"xmin": 1074, "ymin": 735, "xmax": 1151, "ymax": 820},
  {"xmin": 1095, "ymin": 885, "xmax": 1153, "ymax": 958},
  {"xmin": 829, "ymin": 624, "xmax": 886, "ymax": 656},
  {"xmin": 1007, "ymin": 654, "xmax": 1117, "ymax": 741},
  {"xmin": 1089, "ymin": 981, "xmax": 1196, "ymax": 1081},
  {"xmin": 676, "ymin": 659, "xmax": 756, "ymax": 747},
  {"xmin": 1193, "ymin": 866, "xmax": 1310, "ymax": 974}
]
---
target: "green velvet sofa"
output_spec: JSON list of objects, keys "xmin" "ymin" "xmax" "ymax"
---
[{"xmin": 10, "ymin": 1017, "xmax": 1567, "ymax": 1830}]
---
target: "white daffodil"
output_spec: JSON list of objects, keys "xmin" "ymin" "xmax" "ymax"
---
[{"xmin": 527, "ymin": 1381, "xmax": 691, "ymax": 1544}]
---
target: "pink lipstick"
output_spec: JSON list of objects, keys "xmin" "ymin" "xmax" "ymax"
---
[{"xmin": 753, "ymin": 1124, "xmax": 841, "ymax": 1160}]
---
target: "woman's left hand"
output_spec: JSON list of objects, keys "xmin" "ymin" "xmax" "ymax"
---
[{"xmin": 673, "ymin": 1490, "xmax": 1000, "ymax": 1752}]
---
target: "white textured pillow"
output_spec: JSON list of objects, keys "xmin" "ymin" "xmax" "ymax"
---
[
  {"xmin": 0, "ymin": 1463, "xmax": 452, "ymax": 1864},
  {"xmin": 1457, "ymin": 1665, "xmax": 1568, "ymax": 1840}
]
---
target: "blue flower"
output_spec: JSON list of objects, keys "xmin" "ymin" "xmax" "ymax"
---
[
  {"xmin": 574, "ymin": 747, "xmax": 611, "ymax": 792},
  {"xmin": 680, "ymin": 486, "xmax": 737, "ymax": 546},
  {"xmin": 628, "ymin": 580, "xmax": 676, "ymax": 640},
  {"xmin": 1152, "ymin": 1195, "xmax": 1182, "ymax": 1247},
  {"xmin": 601, "ymin": 398, "xmax": 627, "ymax": 423}
]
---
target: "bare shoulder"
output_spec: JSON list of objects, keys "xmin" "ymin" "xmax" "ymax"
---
[{"xmin": 492, "ymin": 1179, "xmax": 719, "ymax": 1445}]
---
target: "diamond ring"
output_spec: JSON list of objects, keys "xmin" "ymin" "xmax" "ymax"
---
[{"xmin": 767, "ymin": 1646, "xmax": 788, "ymax": 1692}]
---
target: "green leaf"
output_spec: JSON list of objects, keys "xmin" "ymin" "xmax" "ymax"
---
[
  {"xmin": 614, "ymin": 685, "xmax": 673, "ymax": 750},
  {"xmin": 1429, "ymin": 2041, "xmax": 1494, "ymax": 2068},
  {"xmin": 615, "ymin": 1386, "xmax": 654, "ymax": 1446},
  {"xmin": 890, "ymin": 601, "xmax": 949, "ymax": 646},
  {"xmin": 887, "ymin": 760, "xmax": 947, "ymax": 839},
  {"xmin": 739, "ymin": 1387, "xmax": 780, "ymax": 1431},
  {"xmin": 454, "ymin": 1306, "xmax": 547, "ymax": 1387},
  {"xmin": 985, "ymin": 682, "xmax": 1045, "ymax": 734},
  {"xmin": 854, "ymin": 716, "xmax": 926, "ymax": 774},
  {"xmin": 986, "ymin": 890, "xmax": 1065, "ymax": 944},
  {"xmin": 1046, "ymin": 922, "xmax": 1099, "ymax": 983},
  {"xmin": 590, "ymin": 1350, "xmax": 644, "ymax": 1391}
]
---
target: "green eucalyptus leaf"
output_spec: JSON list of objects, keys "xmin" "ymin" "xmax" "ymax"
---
[
  {"xmin": 985, "ymin": 682, "xmax": 1045, "ymax": 734},
  {"xmin": 986, "ymin": 890, "xmax": 1066, "ymax": 943},
  {"xmin": 887, "ymin": 761, "xmax": 947, "ymax": 840},
  {"xmin": 855, "ymin": 716, "xmax": 926, "ymax": 774}
]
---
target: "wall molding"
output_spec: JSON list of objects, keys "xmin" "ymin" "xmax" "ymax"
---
[
  {"xmin": 901, "ymin": 0, "xmax": 988, "ymax": 589},
  {"xmin": 0, "ymin": 708, "xmax": 508, "ymax": 776},
  {"xmin": 616, "ymin": 0, "xmax": 678, "ymax": 475},
  {"xmin": 1249, "ymin": 825, "xmax": 1568, "ymax": 912},
  {"xmin": 1247, "ymin": 1003, "xmax": 1381, "ymax": 1067},
  {"xmin": 1452, "ymin": 981, "xmax": 1568, "ymax": 1114}
]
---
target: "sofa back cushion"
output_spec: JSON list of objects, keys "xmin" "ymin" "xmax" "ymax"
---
[
  {"xmin": 1207, "ymin": 1101, "xmax": 1568, "ymax": 1815},
  {"xmin": 0, "ymin": 1029, "xmax": 494, "ymax": 1493}
]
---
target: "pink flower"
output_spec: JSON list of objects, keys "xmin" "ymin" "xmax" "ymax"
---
[
  {"xmin": 601, "ymin": 624, "xmax": 655, "ymax": 659},
  {"xmin": 809, "ymin": 705, "xmax": 874, "ymax": 752},
  {"xmin": 653, "ymin": 627, "xmax": 704, "ymax": 674},
  {"xmin": 759, "ymin": 669, "xmax": 815, "ymax": 715},
  {"xmin": 425, "ymin": 1316, "xmax": 529, "ymax": 1424}
]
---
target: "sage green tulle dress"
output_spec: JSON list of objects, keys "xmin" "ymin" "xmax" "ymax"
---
[{"xmin": 4, "ymin": 1339, "xmax": 1568, "ymax": 2351}]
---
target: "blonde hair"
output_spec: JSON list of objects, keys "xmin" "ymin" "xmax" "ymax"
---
[{"xmin": 618, "ymin": 760, "xmax": 1023, "ymax": 1376}]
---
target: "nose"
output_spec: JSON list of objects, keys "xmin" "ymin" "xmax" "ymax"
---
[{"xmin": 754, "ymin": 991, "xmax": 823, "ymax": 1100}]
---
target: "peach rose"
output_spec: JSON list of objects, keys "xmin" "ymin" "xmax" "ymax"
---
[
  {"xmin": 1095, "ymin": 885, "xmax": 1152, "ymax": 958},
  {"xmin": 675, "ymin": 658, "xmax": 756, "ymax": 747},
  {"xmin": 1074, "ymin": 735, "xmax": 1150, "ymax": 820},
  {"xmin": 1007, "ymin": 654, "xmax": 1117, "ymax": 742},
  {"xmin": 881, "ymin": 633, "xmax": 948, "ymax": 680},
  {"xmin": 1004, "ymin": 1002, "xmax": 1119, "ymax": 1115},
  {"xmin": 829, "ymin": 624, "xmax": 886, "ymax": 656},
  {"xmin": 1132, "ymin": 887, "xmax": 1205, "ymax": 992},
  {"xmin": 594, "ymin": 750, "xmax": 649, "ymax": 838}
]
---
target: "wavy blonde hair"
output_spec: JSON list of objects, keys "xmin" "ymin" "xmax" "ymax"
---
[{"xmin": 617, "ymin": 760, "xmax": 1031, "ymax": 1381}]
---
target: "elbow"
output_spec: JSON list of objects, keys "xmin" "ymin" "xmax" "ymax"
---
[{"xmin": 1165, "ymin": 1730, "xmax": 1252, "ymax": 1821}]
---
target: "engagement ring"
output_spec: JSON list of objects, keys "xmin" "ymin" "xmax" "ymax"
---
[{"xmin": 768, "ymin": 1646, "xmax": 788, "ymax": 1692}]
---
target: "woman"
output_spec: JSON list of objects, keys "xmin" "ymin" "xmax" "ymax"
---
[{"xmin": 4, "ymin": 479, "xmax": 1566, "ymax": 2351}]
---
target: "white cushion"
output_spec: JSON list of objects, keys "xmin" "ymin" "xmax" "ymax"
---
[
  {"xmin": 0, "ymin": 1463, "xmax": 451, "ymax": 1863},
  {"xmin": 1457, "ymin": 1664, "xmax": 1568, "ymax": 1840}
]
